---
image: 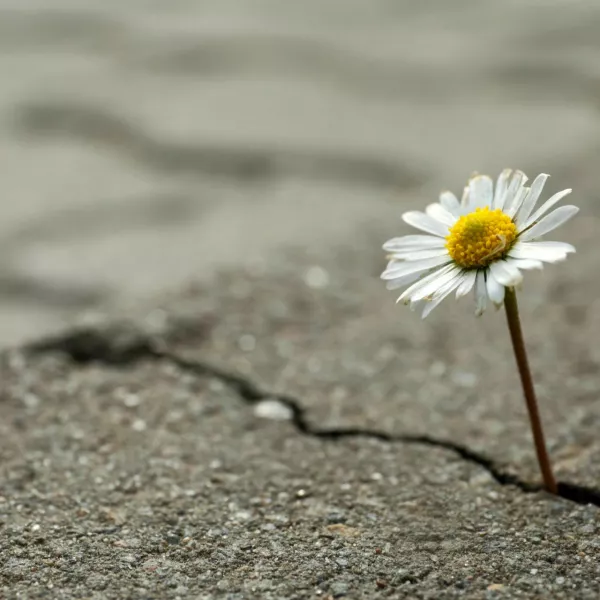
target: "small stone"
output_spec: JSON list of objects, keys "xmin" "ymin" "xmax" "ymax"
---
[
  {"xmin": 207, "ymin": 528, "xmax": 225, "ymax": 537},
  {"xmin": 266, "ymin": 513, "xmax": 289, "ymax": 526},
  {"xmin": 327, "ymin": 511, "xmax": 346, "ymax": 524},
  {"xmin": 304, "ymin": 266, "xmax": 330, "ymax": 289},
  {"xmin": 330, "ymin": 581, "xmax": 349, "ymax": 597},
  {"xmin": 326, "ymin": 524, "xmax": 360, "ymax": 538},
  {"xmin": 131, "ymin": 419, "xmax": 147, "ymax": 432},
  {"xmin": 123, "ymin": 393, "xmax": 141, "ymax": 408},
  {"xmin": 451, "ymin": 370, "xmax": 478, "ymax": 388},
  {"xmin": 175, "ymin": 586, "xmax": 188, "ymax": 595},
  {"xmin": 164, "ymin": 533, "xmax": 180, "ymax": 545},
  {"xmin": 120, "ymin": 554, "xmax": 137, "ymax": 564},
  {"xmin": 253, "ymin": 399, "xmax": 293, "ymax": 421},
  {"xmin": 143, "ymin": 559, "xmax": 160, "ymax": 571},
  {"xmin": 556, "ymin": 577, "xmax": 565, "ymax": 585},
  {"xmin": 233, "ymin": 510, "xmax": 252, "ymax": 521},
  {"xmin": 23, "ymin": 393, "xmax": 41, "ymax": 409}
]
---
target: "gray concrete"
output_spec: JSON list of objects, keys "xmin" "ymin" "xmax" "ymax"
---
[
  {"xmin": 2, "ymin": 1, "xmax": 600, "ymax": 598},
  {"xmin": 2, "ymin": 299, "xmax": 600, "ymax": 598}
]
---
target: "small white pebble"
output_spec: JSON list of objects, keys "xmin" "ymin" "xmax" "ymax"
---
[
  {"xmin": 451, "ymin": 370, "xmax": 478, "ymax": 388},
  {"xmin": 123, "ymin": 393, "xmax": 141, "ymax": 408},
  {"xmin": 556, "ymin": 577, "xmax": 565, "ymax": 585},
  {"xmin": 253, "ymin": 399, "xmax": 293, "ymax": 421},
  {"xmin": 23, "ymin": 393, "xmax": 40, "ymax": 409},
  {"xmin": 303, "ymin": 265, "xmax": 330, "ymax": 289},
  {"xmin": 131, "ymin": 419, "xmax": 147, "ymax": 432},
  {"xmin": 234, "ymin": 511, "xmax": 252, "ymax": 521},
  {"xmin": 31, "ymin": 524, "xmax": 41, "ymax": 532}
]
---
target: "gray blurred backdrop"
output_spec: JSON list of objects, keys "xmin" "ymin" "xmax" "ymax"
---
[{"xmin": 1, "ymin": 0, "xmax": 599, "ymax": 346}]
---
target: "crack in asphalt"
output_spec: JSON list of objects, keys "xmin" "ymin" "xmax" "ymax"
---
[{"xmin": 26, "ymin": 326, "xmax": 600, "ymax": 508}]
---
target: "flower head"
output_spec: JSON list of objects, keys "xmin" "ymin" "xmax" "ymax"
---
[{"xmin": 381, "ymin": 170, "xmax": 578, "ymax": 318}]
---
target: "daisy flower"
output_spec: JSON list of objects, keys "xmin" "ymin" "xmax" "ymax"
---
[{"xmin": 381, "ymin": 169, "xmax": 578, "ymax": 318}]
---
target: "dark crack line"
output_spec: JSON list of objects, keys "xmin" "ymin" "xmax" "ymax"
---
[{"xmin": 25, "ymin": 327, "xmax": 600, "ymax": 508}]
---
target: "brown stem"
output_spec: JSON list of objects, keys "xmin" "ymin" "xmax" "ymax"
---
[{"xmin": 503, "ymin": 287, "xmax": 557, "ymax": 494}]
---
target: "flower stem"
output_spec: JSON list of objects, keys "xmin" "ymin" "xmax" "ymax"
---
[{"xmin": 503, "ymin": 287, "xmax": 558, "ymax": 494}]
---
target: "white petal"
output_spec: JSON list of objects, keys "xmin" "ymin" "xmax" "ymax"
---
[
  {"xmin": 530, "ymin": 241, "xmax": 575, "ymax": 253},
  {"xmin": 397, "ymin": 263, "xmax": 458, "ymax": 303},
  {"xmin": 439, "ymin": 191, "xmax": 461, "ymax": 215},
  {"xmin": 515, "ymin": 173, "xmax": 549, "ymax": 227},
  {"xmin": 387, "ymin": 248, "xmax": 450, "ymax": 261},
  {"xmin": 460, "ymin": 185, "xmax": 469, "ymax": 208},
  {"xmin": 506, "ymin": 186, "xmax": 529, "ymax": 219},
  {"xmin": 431, "ymin": 270, "xmax": 465, "ymax": 300},
  {"xmin": 399, "ymin": 267, "xmax": 459, "ymax": 305},
  {"xmin": 455, "ymin": 270, "xmax": 477, "ymax": 298},
  {"xmin": 383, "ymin": 235, "xmax": 446, "ymax": 252},
  {"xmin": 486, "ymin": 271, "xmax": 506, "ymax": 306},
  {"xmin": 523, "ymin": 189, "xmax": 572, "ymax": 229},
  {"xmin": 519, "ymin": 205, "xmax": 579, "ymax": 241},
  {"xmin": 469, "ymin": 175, "xmax": 493, "ymax": 210},
  {"xmin": 505, "ymin": 257, "xmax": 544, "ymax": 271},
  {"xmin": 409, "ymin": 299, "xmax": 427, "ymax": 313},
  {"xmin": 489, "ymin": 260, "xmax": 523, "ymax": 287},
  {"xmin": 402, "ymin": 211, "xmax": 450, "ymax": 237},
  {"xmin": 503, "ymin": 170, "xmax": 528, "ymax": 214},
  {"xmin": 386, "ymin": 270, "xmax": 428, "ymax": 290},
  {"xmin": 493, "ymin": 168, "xmax": 512, "ymax": 210},
  {"xmin": 381, "ymin": 255, "xmax": 451, "ymax": 280},
  {"xmin": 508, "ymin": 241, "xmax": 574, "ymax": 263},
  {"xmin": 474, "ymin": 270, "xmax": 488, "ymax": 316},
  {"xmin": 425, "ymin": 203, "xmax": 458, "ymax": 227},
  {"xmin": 421, "ymin": 274, "xmax": 464, "ymax": 318}
]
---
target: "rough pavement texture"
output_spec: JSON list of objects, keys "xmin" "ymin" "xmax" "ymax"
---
[
  {"xmin": 2, "ymin": 285, "xmax": 600, "ymax": 599},
  {"xmin": 3, "ymin": 1, "xmax": 600, "ymax": 599}
]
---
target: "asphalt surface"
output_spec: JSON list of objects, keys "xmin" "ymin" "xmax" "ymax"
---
[{"xmin": 2, "ymin": 1, "xmax": 600, "ymax": 598}]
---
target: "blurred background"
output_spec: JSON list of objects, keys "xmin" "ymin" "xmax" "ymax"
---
[{"xmin": 1, "ymin": 0, "xmax": 599, "ymax": 347}]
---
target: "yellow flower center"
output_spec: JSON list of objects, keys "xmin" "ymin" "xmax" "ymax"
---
[{"xmin": 446, "ymin": 207, "xmax": 517, "ymax": 269}]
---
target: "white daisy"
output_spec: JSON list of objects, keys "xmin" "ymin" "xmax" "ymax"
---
[{"xmin": 381, "ymin": 169, "xmax": 578, "ymax": 318}]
